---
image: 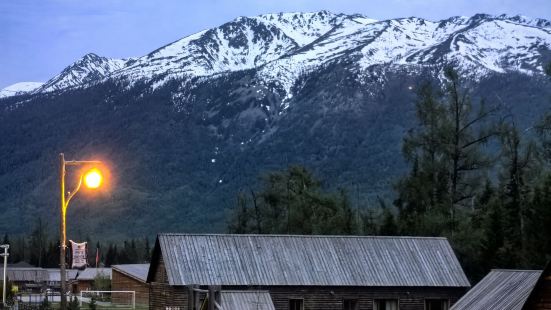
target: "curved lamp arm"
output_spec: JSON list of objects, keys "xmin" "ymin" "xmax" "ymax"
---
[{"xmin": 64, "ymin": 174, "xmax": 83, "ymax": 210}]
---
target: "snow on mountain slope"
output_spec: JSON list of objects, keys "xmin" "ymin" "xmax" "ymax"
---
[
  {"xmin": 18, "ymin": 12, "xmax": 551, "ymax": 99},
  {"xmin": 0, "ymin": 82, "xmax": 44, "ymax": 98},
  {"xmin": 443, "ymin": 18, "xmax": 551, "ymax": 75},
  {"xmin": 38, "ymin": 53, "xmax": 128, "ymax": 93},
  {"xmin": 256, "ymin": 14, "xmax": 551, "ymax": 102},
  {"xmin": 113, "ymin": 11, "xmax": 348, "ymax": 87},
  {"xmin": 253, "ymin": 11, "xmax": 355, "ymax": 45}
]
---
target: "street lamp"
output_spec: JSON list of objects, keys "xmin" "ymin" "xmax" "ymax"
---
[
  {"xmin": 1, "ymin": 244, "xmax": 8, "ymax": 307},
  {"xmin": 59, "ymin": 153, "xmax": 105, "ymax": 310}
]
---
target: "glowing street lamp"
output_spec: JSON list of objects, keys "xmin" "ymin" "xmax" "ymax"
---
[
  {"xmin": 84, "ymin": 169, "xmax": 103, "ymax": 189},
  {"xmin": 59, "ymin": 153, "xmax": 105, "ymax": 310}
]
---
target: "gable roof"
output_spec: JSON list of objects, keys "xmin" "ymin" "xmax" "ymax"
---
[
  {"xmin": 6, "ymin": 267, "xmax": 48, "ymax": 282},
  {"xmin": 451, "ymin": 270, "xmax": 542, "ymax": 310},
  {"xmin": 112, "ymin": 264, "xmax": 150, "ymax": 283},
  {"xmin": 220, "ymin": 291, "xmax": 275, "ymax": 310},
  {"xmin": 45, "ymin": 269, "xmax": 78, "ymax": 282},
  {"xmin": 76, "ymin": 268, "xmax": 112, "ymax": 281},
  {"xmin": 150, "ymin": 233, "xmax": 470, "ymax": 287}
]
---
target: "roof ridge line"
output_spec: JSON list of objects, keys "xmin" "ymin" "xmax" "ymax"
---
[
  {"xmin": 490, "ymin": 269, "xmax": 543, "ymax": 272},
  {"xmin": 158, "ymin": 233, "xmax": 448, "ymax": 240}
]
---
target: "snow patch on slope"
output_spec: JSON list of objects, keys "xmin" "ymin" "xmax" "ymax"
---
[{"xmin": 0, "ymin": 82, "xmax": 44, "ymax": 98}]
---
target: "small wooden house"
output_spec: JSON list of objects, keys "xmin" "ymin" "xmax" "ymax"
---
[
  {"xmin": 6, "ymin": 267, "xmax": 48, "ymax": 292},
  {"xmin": 72, "ymin": 267, "xmax": 112, "ymax": 293},
  {"xmin": 112, "ymin": 264, "xmax": 150, "ymax": 306},
  {"xmin": 46, "ymin": 268, "xmax": 78, "ymax": 292},
  {"xmin": 147, "ymin": 234, "xmax": 471, "ymax": 310},
  {"xmin": 451, "ymin": 263, "xmax": 551, "ymax": 310}
]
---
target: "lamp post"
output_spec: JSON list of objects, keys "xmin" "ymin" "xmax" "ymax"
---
[
  {"xmin": 0, "ymin": 244, "xmax": 8, "ymax": 307},
  {"xmin": 59, "ymin": 153, "xmax": 104, "ymax": 310}
]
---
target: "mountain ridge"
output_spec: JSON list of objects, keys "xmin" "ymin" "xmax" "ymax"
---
[
  {"xmin": 0, "ymin": 11, "xmax": 550, "ymax": 238},
  {"xmin": 3, "ymin": 11, "xmax": 550, "ymax": 101}
]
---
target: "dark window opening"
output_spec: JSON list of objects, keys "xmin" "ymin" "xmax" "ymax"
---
[
  {"xmin": 426, "ymin": 299, "xmax": 449, "ymax": 310},
  {"xmin": 289, "ymin": 299, "xmax": 303, "ymax": 310},
  {"xmin": 343, "ymin": 298, "xmax": 359, "ymax": 310},
  {"xmin": 374, "ymin": 299, "xmax": 399, "ymax": 310}
]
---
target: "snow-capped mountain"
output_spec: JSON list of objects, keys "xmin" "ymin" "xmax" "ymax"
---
[
  {"xmin": 0, "ymin": 82, "xmax": 44, "ymax": 98},
  {"xmin": 20, "ymin": 11, "xmax": 549, "ymax": 101},
  {"xmin": 37, "ymin": 53, "xmax": 127, "ymax": 93},
  {"xmin": 1, "ymin": 11, "xmax": 551, "ymax": 237},
  {"xmin": 112, "ymin": 11, "xmax": 351, "ymax": 85}
]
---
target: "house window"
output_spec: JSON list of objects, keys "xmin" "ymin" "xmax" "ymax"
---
[
  {"xmin": 343, "ymin": 299, "xmax": 359, "ymax": 310},
  {"xmin": 425, "ymin": 299, "xmax": 449, "ymax": 310},
  {"xmin": 289, "ymin": 299, "xmax": 304, "ymax": 310},
  {"xmin": 374, "ymin": 299, "xmax": 399, "ymax": 310}
]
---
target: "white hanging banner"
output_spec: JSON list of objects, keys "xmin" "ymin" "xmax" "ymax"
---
[{"xmin": 70, "ymin": 240, "xmax": 87, "ymax": 270}]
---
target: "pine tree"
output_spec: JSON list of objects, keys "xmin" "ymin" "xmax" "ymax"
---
[
  {"xmin": 395, "ymin": 67, "xmax": 499, "ymax": 236},
  {"xmin": 498, "ymin": 123, "xmax": 538, "ymax": 267},
  {"xmin": 143, "ymin": 237, "xmax": 151, "ymax": 263},
  {"xmin": 104, "ymin": 244, "xmax": 115, "ymax": 267},
  {"xmin": 228, "ymin": 192, "xmax": 250, "ymax": 233},
  {"xmin": 29, "ymin": 218, "xmax": 48, "ymax": 267},
  {"xmin": 379, "ymin": 207, "xmax": 398, "ymax": 236},
  {"xmin": 227, "ymin": 165, "xmax": 368, "ymax": 235},
  {"xmin": 68, "ymin": 296, "xmax": 80, "ymax": 310},
  {"xmin": 88, "ymin": 296, "xmax": 97, "ymax": 310},
  {"xmin": 478, "ymin": 184, "xmax": 504, "ymax": 271}
]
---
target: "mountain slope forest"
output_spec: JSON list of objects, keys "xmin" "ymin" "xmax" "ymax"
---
[
  {"xmin": 227, "ymin": 65, "xmax": 551, "ymax": 281},
  {"xmin": 0, "ymin": 11, "xmax": 551, "ymax": 252}
]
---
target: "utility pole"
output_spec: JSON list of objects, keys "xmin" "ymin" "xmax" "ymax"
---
[
  {"xmin": 59, "ymin": 153, "xmax": 104, "ymax": 310},
  {"xmin": 0, "ymin": 244, "xmax": 9, "ymax": 307},
  {"xmin": 60, "ymin": 153, "xmax": 67, "ymax": 310}
]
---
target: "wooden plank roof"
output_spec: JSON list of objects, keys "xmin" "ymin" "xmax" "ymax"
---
[
  {"xmin": 6, "ymin": 268, "xmax": 48, "ymax": 282},
  {"xmin": 45, "ymin": 269, "xmax": 78, "ymax": 282},
  {"xmin": 451, "ymin": 270, "xmax": 542, "ymax": 310},
  {"xmin": 112, "ymin": 264, "xmax": 150, "ymax": 283},
  {"xmin": 76, "ymin": 268, "xmax": 112, "ymax": 281},
  {"xmin": 220, "ymin": 291, "xmax": 275, "ymax": 310},
  {"xmin": 151, "ymin": 234, "xmax": 470, "ymax": 287}
]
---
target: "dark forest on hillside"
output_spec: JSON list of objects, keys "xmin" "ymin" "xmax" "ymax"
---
[
  {"xmin": 226, "ymin": 66, "xmax": 551, "ymax": 282},
  {"xmin": 2, "ymin": 65, "xmax": 551, "ymax": 284}
]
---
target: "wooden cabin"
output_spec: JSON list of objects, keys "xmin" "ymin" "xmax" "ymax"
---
[
  {"xmin": 112, "ymin": 264, "xmax": 150, "ymax": 306},
  {"xmin": 147, "ymin": 234, "xmax": 471, "ymax": 310},
  {"xmin": 46, "ymin": 268, "xmax": 78, "ymax": 292},
  {"xmin": 451, "ymin": 262, "xmax": 551, "ymax": 310},
  {"xmin": 6, "ymin": 267, "xmax": 48, "ymax": 292},
  {"xmin": 72, "ymin": 267, "xmax": 112, "ymax": 293}
]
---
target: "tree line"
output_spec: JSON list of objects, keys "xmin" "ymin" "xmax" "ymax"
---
[
  {"xmin": 228, "ymin": 65, "xmax": 551, "ymax": 281},
  {"xmin": 2, "ymin": 221, "xmax": 152, "ymax": 268}
]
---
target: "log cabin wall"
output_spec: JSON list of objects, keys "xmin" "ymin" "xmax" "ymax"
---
[
  {"xmin": 150, "ymin": 283, "xmax": 187, "ymax": 310},
  {"xmin": 266, "ymin": 286, "xmax": 466, "ymax": 310},
  {"xmin": 112, "ymin": 269, "xmax": 150, "ymax": 306},
  {"xmin": 149, "ymin": 285, "xmax": 466, "ymax": 310},
  {"xmin": 150, "ymin": 254, "xmax": 189, "ymax": 310},
  {"xmin": 526, "ymin": 276, "xmax": 551, "ymax": 309}
]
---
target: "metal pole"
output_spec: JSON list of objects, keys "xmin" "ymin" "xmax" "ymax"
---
[
  {"xmin": 60, "ymin": 153, "xmax": 67, "ymax": 310},
  {"xmin": 1, "ymin": 244, "xmax": 9, "ymax": 306}
]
